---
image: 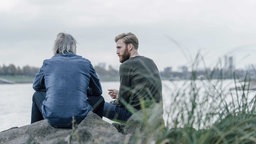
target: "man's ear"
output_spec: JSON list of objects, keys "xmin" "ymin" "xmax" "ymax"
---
[{"xmin": 128, "ymin": 44, "xmax": 133, "ymax": 51}]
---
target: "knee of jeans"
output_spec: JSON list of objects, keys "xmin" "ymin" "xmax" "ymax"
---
[
  {"xmin": 104, "ymin": 102, "xmax": 116, "ymax": 111},
  {"xmin": 32, "ymin": 91, "xmax": 44, "ymax": 102}
]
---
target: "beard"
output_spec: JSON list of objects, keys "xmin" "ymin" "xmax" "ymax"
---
[{"xmin": 120, "ymin": 46, "xmax": 130, "ymax": 63}]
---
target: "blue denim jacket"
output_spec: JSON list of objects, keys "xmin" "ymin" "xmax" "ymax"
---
[{"xmin": 33, "ymin": 54, "xmax": 102, "ymax": 127}]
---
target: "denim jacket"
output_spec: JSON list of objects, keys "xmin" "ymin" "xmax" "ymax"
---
[{"xmin": 33, "ymin": 54, "xmax": 102, "ymax": 127}]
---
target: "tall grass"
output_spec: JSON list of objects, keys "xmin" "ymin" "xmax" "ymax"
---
[{"xmin": 127, "ymin": 53, "xmax": 256, "ymax": 144}]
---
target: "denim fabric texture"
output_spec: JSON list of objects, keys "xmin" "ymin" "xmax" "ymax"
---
[{"xmin": 32, "ymin": 54, "xmax": 102, "ymax": 127}]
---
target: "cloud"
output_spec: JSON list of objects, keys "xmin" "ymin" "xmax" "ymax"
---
[{"xmin": 0, "ymin": 0, "xmax": 256, "ymax": 70}]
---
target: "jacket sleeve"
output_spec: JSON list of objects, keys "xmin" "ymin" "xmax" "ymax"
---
[
  {"xmin": 88, "ymin": 63, "xmax": 102, "ymax": 96},
  {"xmin": 33, "ymin": 61, "xmax": 46, "ymax": 92},
  {"xmin": 118, "ymin": 62, "xmax": 133, "ymax": 105}
]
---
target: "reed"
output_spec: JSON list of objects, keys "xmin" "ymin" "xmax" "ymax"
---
[{"xmin": 128, "ymin": 53, "xmax": 256, "ymax": 144}]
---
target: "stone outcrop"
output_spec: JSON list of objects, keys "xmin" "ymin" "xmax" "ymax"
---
[
  {"xmin": 0, "ymin": 103, "xmax": 164, "ymax": 144},
  {"xmin": 0, "ymin": 112, "xmax": 125, "ymax": 144}
]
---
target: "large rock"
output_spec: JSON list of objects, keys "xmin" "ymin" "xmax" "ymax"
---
[
  {"xmin": 0, "ymin": 112, "xmax": 125, "ymax": 144},
  {"xmin": 125, "ymin": 103, "xmax": 164, "ymax": 134},
  {"xmin": 0, "ymin": 103, "xmax": 164, "ymax": 144},
  {"xmin": 114, "ymin": 103, "xmax": 165, "ymax": 143}
]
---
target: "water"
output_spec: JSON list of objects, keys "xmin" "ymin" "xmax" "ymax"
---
[
  {"xmin": 0, "ymin": 82, "xmax": 120, "ymax": 132},
  {"xmin": 0, "ymin": 84, "xmax": 33, "ymax": 132},
  {"xmin": 0, "ymin": 80, "xmax": 254, "ymax": 131}
]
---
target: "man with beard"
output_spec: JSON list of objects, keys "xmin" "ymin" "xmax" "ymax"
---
[{"xmin": 103, "ymin": 32, "xmax": 162, "ymax": 122}]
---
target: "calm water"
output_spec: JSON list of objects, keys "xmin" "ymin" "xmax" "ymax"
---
[
  {"xmin": 0, "ymin": 80, "xmax": 254, "ymax": 131},
  {"xmin": 0, "ymin": 82, "xmax": 120, "ymax": 132}
]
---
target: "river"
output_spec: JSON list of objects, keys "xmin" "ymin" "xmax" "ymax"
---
[{"xmin": 0, "ymin": 80, "xmax": 254, "ymax": 131}]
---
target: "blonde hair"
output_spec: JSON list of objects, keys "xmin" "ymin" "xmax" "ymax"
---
[
  {"xmin": 53, "ymin": 32, "xmax": 77, "ymax": 55},
  {"xmin": 115, "ymin": 32, "xmax": 139, "ymax": 49}
]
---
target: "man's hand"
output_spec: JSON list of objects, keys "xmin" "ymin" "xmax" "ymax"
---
[{"xmin": 108, "ymin": 89, "xmax": 118, "ymax": 99}]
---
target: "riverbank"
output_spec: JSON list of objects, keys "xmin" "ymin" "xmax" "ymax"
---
[
  {"xmin": 0, "ymin": 75, "xmax": 119, "ymax": 84},
  {"xmin": 0, "ymin": 75, "xmax": 34, "ymax": 84}
]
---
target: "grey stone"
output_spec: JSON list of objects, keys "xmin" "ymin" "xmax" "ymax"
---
[
  {"xmin": 0, "ymin": 104, "xmax": 164, "ymax": 144},
  {"xmin": 0, "ymin": 112, "xmax": 124, "ymax": 144}
]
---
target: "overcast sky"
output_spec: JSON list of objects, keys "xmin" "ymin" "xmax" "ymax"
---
[{"xmin": 0, "ymin": 0, "xmax": 256, "ymax": 70}]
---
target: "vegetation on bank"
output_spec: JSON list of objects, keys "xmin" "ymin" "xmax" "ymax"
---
[
  {"xmin": 126, "ymin": 54, "xmax": 256, "ymax": 143},
  {"xmin": 147, "ymin": 78, "xmax": 256, "ymax": 144},
  {"xmin": 0, "ymin": 75, "xmax": 34, "ymax": 83},
  {"xmin": 0, "ymin": 64, "xmax": 37, "ymax": 83},
  {"xmin": 1, "ymin": 61, "xmax": 255, "ymax": 83}
]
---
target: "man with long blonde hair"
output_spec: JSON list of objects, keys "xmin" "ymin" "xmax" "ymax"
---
[{"xmin": 31, "ymin": 32, "xmax": 104, "ymax": 128}]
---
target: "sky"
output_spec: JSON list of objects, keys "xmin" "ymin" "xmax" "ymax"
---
[{"xmin": 0, "ymin": 0, "xmax": 256, "ymax": 71}]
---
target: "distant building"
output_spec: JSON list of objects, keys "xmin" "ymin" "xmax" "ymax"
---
[
  {"xmin": 163, "ymin": 67, "xmax": 172, "ymax": 73},
  {"xmin": 160, "ymin": 66, "xmax": 173, "ymax": 80},
  {"xmin": 178, "ymin": 66, "xmax": 188, "ymax": 73},
  {"xmin": 97, "ymin": 63, "xmax": 107, "ymax": 69},
  {"xmin": 224, "ymin": 55, "xmax": 235, "ymax": 71},
  {"xmin": 178, "ymin": 65, "xmax": 189, "ymax": 79}
]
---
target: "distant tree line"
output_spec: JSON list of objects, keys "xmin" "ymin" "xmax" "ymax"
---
[
  {"xmin": 0, "ymin": 64, "xmax": 39, "ymax": 76},
  {"xmin": 160, "ymin": 66, "xmax": 256, "ymax": 80},
  {"xmin": 0, "ymin": 63, "xmax": 120, "ymax": 81},
  {"xmin": 1, "ymin": 63, "xmax": 254, "ymax": 81},
  {"xmin": 94, "ymin": 64, "xmax": 119, "ymax": 81}
]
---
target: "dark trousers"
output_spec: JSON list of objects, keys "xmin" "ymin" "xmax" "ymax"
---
[
  {"xmin": 31, "ymin": 91, "xmax": 105, "ymax": 124},
  {"xmin": 103, "ymin": 102, "xmax": 132, "ymax": 122}
]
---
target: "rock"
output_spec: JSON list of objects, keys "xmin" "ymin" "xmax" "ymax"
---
[
  {"xmin": 124, "ymin": 102, "xmax": 164, "ymax": 134},
  {"xmin": 0, "ymin": 103, "xmax": 164, "ymax": 144},
  {"xmin": 106, "ymin": 103, "xmax": 165, "ymax": 143},
  {"xmin": 0, "ymin": 112, "xmax": 125, "ymax": 144}
]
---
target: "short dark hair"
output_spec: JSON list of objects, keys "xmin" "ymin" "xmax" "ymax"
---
[{"xmin": 115, "ymin": 32, "xmax": 139, "ymax": 49}]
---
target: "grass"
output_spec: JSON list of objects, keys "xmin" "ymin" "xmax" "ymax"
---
[{"xmin": 125, "ymin": 54, "xmax": 256, "ymax": 144}]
